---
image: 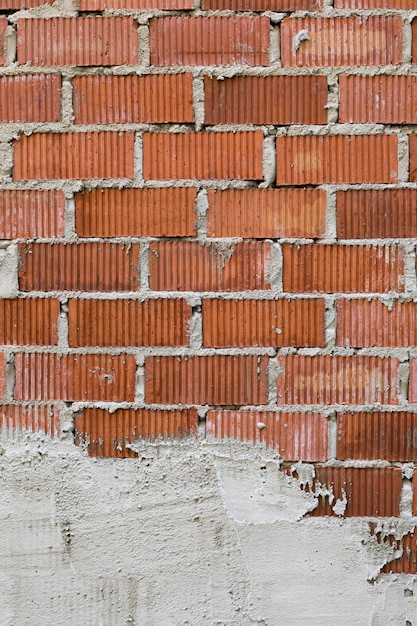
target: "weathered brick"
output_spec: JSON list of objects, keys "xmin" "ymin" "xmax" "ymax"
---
[
  {"xmin": 145, "ymin": 355, "xmax": 269, "ymax": 405},
  {"xmin": 336, "ymin": 299, "xmax": 417, "ymax": 347},
  {"xmin": 0, "ymin": 190, "xmax": 65, "ymax": 239},
  {"xmin": 0, "ymin": 19, "xmax": 8, "ymax": 67},
  {"xmin": 75, "ymin": 408, "xmax": 198, "ymax": 458},
  {"xmin": 68, "ymin": 299, "xmax": 191, "ymax": 347},
  {"xmin": 0, "ymin": 299, "xmax": 59, "ymax": 346},
  {"xmin": 204, "ymin": 76, "xmax": 327, "ymax": 125},
  {"xmin": 339, "ymin": 76, "xmax": 417, "ymax": 124},
  {"xmin": 73, "ymin": 74, "xmax": 193, "ymax": 124},
  {"xmin": 17, "ymin": 18, "xmax": 138, "ymax": 66},
  {"xmin": 202, "ymin": 298, "xmax": 325, "ymax": 347},
  {"xmin": 150, "ymin": 17, "xmax": 270, "ymax": 67},
  {"xmin": 336, "ymin": 0, "xmax": 415, "ymax": 6},
  {"xmin": 337, "ymin": 412, "xmax": 417, "ymax": 461},
  {"xmin": 203, "ymin": 0, "xmax": 320, "ymax": 8},
  {"xmin": 14, "ymin": 132, "xmax": 134, "ymax": 180},
  {"xmin": 143, "ymin": 132, "xmax": 263, "ymax": 181},
  {"xmin": 0, "ymin": 405, "xmax": 60, "ymax": 438},
  {"xmin": 207, "ymin": 188, "xmax": 326, "ymax": 239},
  {"xmin": 281, "ymin": 17, "xmax": 402, "ymax": 67},
  {"xmin": 206, "ymin": 410, "xmax": 328, "ymax": 461},
  {"xmin": 407, "ymin": 135, "xmax": 417, "ymax": 182},
  {"xmin": 0, "ymin": 75, "xmax": 61, "ymax": 123},
  {"xmin": 75, "ymin": 188, "xmax": 196, "ymax": 238},
  {"xmin": 379, "ymin": 530, "xmax": 417, "ymax": 574},
  {"xmin": 18, "ymin": 243, "xmax": 140, "ymax": 292},
  {"xmin": 80, "ymin": 0, "xmax": 193, "ymax": 8},
  {"xmin": 149, "ymin": 241, "xmax": 271, "ymax": 292},
  {"xmin": 282, "ymin": 244, "xmax": 405, "ymax": 293},
  {"xmin": 14, "ymin": 353, "xmax": 136, "ymax": 402},
  {"xmin": 407, "ymin": 360, "xmax": 417, "ymax": 403},
  {"xmin": 337, "ymin": 189, "xmax": 417, "ymax": 239},
  {"xmin": 287, "ymin": 466, "xmax": 402, "ymax": 517},
  {"xmin": 277, "ymin": 355, "xmax": 399, "ymax": 405},
  {"xmin": 276, "ymin": 135, "xmax": 398, "ymax": 185},
  {"xmin": 0, "ymin": 353, "xmax": 6, "ymax": 399}
]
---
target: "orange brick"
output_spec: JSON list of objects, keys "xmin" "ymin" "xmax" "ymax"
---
[
  {"xmin": 277, "ymin": 355, "xmax": 399, "ymax": 405},
  {"xmin": 149, "ymin": 241, "xmax": 271, "ymax": 292},
  {"xmin": 75, "ymin": 188, "xmax": 196, "ymax": 238},
  {"xmin": 202, "ymin": 299, "xmax": 325, "ymax": 347},
  {"xmin": 380, "ymin": 530, "xmax": 417, "ymax": 574},
  {"xmin": 80, "ymin": 0, "xmax": 192, "ymax": 7},
  {"xmin": 0, "ymin": 405, "xmax": 60, "ymax": 438},
  {"xmin": 206, "ymin": 410, "xmax": 328, "ymax": 461},
  {"xmin": 0, "ymin": 353, "xmax": 6, "ymax": 399},
  {"xmin": 337, "ymin": 412, "xmax": 417, "ymax": 461},
  {"xmin": 276, "ymin": 135, "xmax": 398, "ymax": 185},
  {"xmin": 145, "ymin": 355, "xmax": 269, "ymax": 405},
  {"xmin": 75, "ymin": 408, "xmax": 198, "ymax": 458},
  {"xmin": 340, "ymin": 76, "xmax": 417, "ymax": 124},
  {"xmin": 0, "ymin": 75, "xmax": 61, "ymax": 123},
  {"xmin": 73, "ymin": 74, "xmax": 193, "ymax": 124},
  {"xmin": 337, "ymin": 189, "xmax": 417, "ymax": 239},
  {"xmin": 337, "ymin": 0, "xmax": 415, "ymax": 6},
  {"xmin": 288, "ymin": 466, "xmax": 402, "ymax": 517},
  {"xmin": 407, "ymin": 135, "xmax": 417, "ymax": 182},
  {"xmin": 68, "ymin": 299, "xmax": 191, "ymax": 347},
  {"xmin": 203, "ymin": 0, "xmax": 320, "ymax": 7},
  {"xmin": 283, "ymin": 244, "xmax": 405, "ymax": 294},
  {"xmin": 0, "ymin": 190, "xmax": 65, "ymax": 239},
  {"xmin": 0, "ymin": 299, "xmax": 59, "ymax": 346},
  {"xmin": 337, "ymin": 299, "xmax": 417, "ymax": 347},
  {"xmin": 281, "ymin": 17, "xmax": 402, "ymax": 67},
  {"xmin": 143, "ymin": 132, "xmax": 263, "ymax": 181},
  {"xmin": 18, "ymin": 243, "xmax": 140, "ymax": 292},
  {"xmin": 14, "ymin": 132, "xmax": 134, "ymax": 181},
  {"xmin": 207, "ymin": 188, "xmax": 326, "ymax": 239},
  {"xmin": 204, "ymin": 76, "xmax": 327, "ymax": 125},
  {"xmin": 14, "ymin": 353, "xmax": 136, "ymax": 402},
  {"xmin": 150, "ymin": 17, "xmax": 270, "ymax": 66},
  {"xmin": 17, "ymin": 18, "xmax": 138, "ymax": 66},
  {"xmin": 0, "ymin": 19, "xmax": 8, "ymax": 67},
  {"xmin": 407, "ymin": 361, "xmax": 417, "ymax": 403}
]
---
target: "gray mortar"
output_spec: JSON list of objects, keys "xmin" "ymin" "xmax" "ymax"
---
[
  {"xmin": 5, "ymin": 25, "xmax": 16, "ymax": 67},
  {"xmin": 58, "ymin": 300, "xmax": 69, "ymax": 350},
  {"xmin": 398, "ymin": 133, "xmax": 409, "ymax": 183},
  {"xmin": 195, "ymin": 188, "xmax": 208, "ymax": 240},
  {"xmin": 324, "ymin": 296, "xmax": 336, "ymax": 348},
  {"xmin": 137, "ymin": 23, "xmax": 150, "ymax": 68},
  {"xmin": 192, "ymin": 76, "xmax": 205, "ymax": 130},
  {"xmin": 261, "ymin": 135, "xmax": 276, "ymax": 187}
]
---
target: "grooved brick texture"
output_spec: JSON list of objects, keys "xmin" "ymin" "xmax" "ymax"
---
[{"xmin": 4, "ymin": 0, "xmax": 417, "ymax": 522}]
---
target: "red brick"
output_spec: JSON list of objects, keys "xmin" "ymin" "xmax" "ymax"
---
[
  {"xmin": 276, "ymin": 135, "xmax": 398, "ymax": 185},
  {"xmin": 68, "ymin": 299, "xmax": 191, "ymax": 347},
  {"xmin": 73, "ymin": 74, "xmax": 193, "ymax": 124},
  {"xmin": 283, "ymin": 244, "xmax": 405, "ymax": 293},
  {"xmin": 202, "ymin": 0, "xmax": 320, "ymax": 8},
  {"xmin": 281, "ymin": 17, "xmax": 402, "ymax": 67},
  {"xmin": 277, "ymin": 355, "xmax": 399, "ymax": 405},
  {"xmin": 14, "ymin": 353, "xmax": 136, "ymax": 402},
  {"xmin": 17, "ymin": 18, "xmax": 138, "ymax": 66},
  {"xmin": 0, "ymin": 0, "xmax": 52, "ymax": 6},
  {"xmin": 0, "ymin": 405, "xmax": 60, "ymax": 438},
  {"xmin": 150, "ymin": 17, "xmax": 270, "ymax": 67},
  {"xmin": 0, "ymin": 353, "xmax": 6, "ymax": 399},
  {"xmin": 337, "ymin": 412, "xmax": 417, "ymax": 461},
  {"xmin": 18, "ymin": 243, "xmax": 140, "ymax": 292},
  {"xmin": 14, "ymin": 132, "xmax": 134, "ymax": 181},
  {"xmin": 206, "ymin": 410, "xmax": 328, "ymax": 461},
  {"xmin": 0, "ymin": 19, "xmax": 8, "ymax": 67},
  {"xmin": 0, "ymin": 75, "xmax": 61, "ymax": 123},
  {"xmin": 75, "ymin": 408, "xmax": 198, "ymax": 458},
  {"xmin": 337, "ymin": 0, "xmax": 415, "ymax": 6},
  {"xmin": 202, "ymin": 298, "xmax": 325, "ymax": 348},
  {"xmin": 0, "ymin": 299, "xmax": 59, "ymax": 346},
  {"xmin": 80, "ymin": 0, "xmax": 192, "ymax": 7},
  {"xmin": 379, "ymin": 530, "xmax": 417, "ymax": 574},
  {"xmin": 149, "ymin": 241, "xmax": 271, "ymax": 292},
  {"xmin": 407, "ymin": 361, "xmax": 417, "ymax": 403},
  {"xmin": 75, "ymin": 188, "xmax": 196, "ymax": 238},
  {"xmin": 204, "ymin": 76, "xmax": 327, "ymax": 125},
  {"xmin": 145, "ymin": 355, "xmax": 268, "ymax": 405},
  {"xmin": 207, "ymin": 188, "xmax": 326, "ymax": 239},
  {"xmin": 407, "ymin": 135, "xmax": 417, "ymax": 182},
  {"xmin": 0, "ymin": 190, "xmax": 65, "ymax": 239},
  {"xmin": 337, "ymin": 189, "xmax": 417, "ymax": 239},
  {"xmin": 412, "ymin": 21, "xmax": 417, "ymax": 63},
  {"xmin": 143, "ymin": 132, "xmax": 263, "ymax": 181},
  {"xmin": 337, "ymin": 299, "xmax": 417, "ymax": 347},
  {"xmin": 340, "ymin": 76, "xmax": 417, "ymax": 124},
  {"xmin": 288, "ymin": 466, "xmax": 401, "ymax": 517}
]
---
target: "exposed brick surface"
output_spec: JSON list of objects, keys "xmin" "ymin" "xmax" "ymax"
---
[
  {"xmin": 0, "ymin": 75, "xmax": 61, "ymax": 123},
  {"xmin": 0, "ymin": 19, "xmax": 7, "ymax": 67},
  {"xmin": 204, "ymin": 76, "xmax": 327, "ymax": 125},
  {"xmin": 143, "ymin": 132, "xmax": 264, "ymax": 181},
  {"xmin": 277, "ymin": 355, "xmax": 399, "ymax": 405},
  {"xmin": 149, "ymin": 17, "xmax": 270, "ymax": 66},
  {"xmin": 145, "ymin": 355, "xmax": 269, "ymax": 405},
  {"xmin": 0, "ymin": 405, "xmax": 60, "ymax": 438},
  {"xmin": 75, "ymin": 408, "xmax": 198, "ymax": 457},
  {"xmin": 0, "ymin": 190, "xmax": 65, "ymax": 239},
  {"xmin": 407, "ymin": 135, "xmax": 417, "ymax": 182},
  {"xmin": 149, "ymin": 241, "xmax": 271, "ymax": 291},
  {"xmin": 407, "ymin": 361, "xmax": 417, "ymax": 403},
  {"xmin": 276, "ymin": 135, "xmax": 398, "ymax": 185},
  {"xmin": 14, "ymin": 132, "xmax": 135, "ymax": 181},
  {"xmin": 80, "ymin": 0, "xmax": 193, "ymax": 8},
  {"xmin": 202, "ymin": 0, "xmax": 321, "ymax": 8},
  {"xmin": 0, "ymin": 299, "xmax": 59, "ymax": 346},
  {"xmin": 0, "ymin": 353, "xmax": 6, "ymax": 400}
]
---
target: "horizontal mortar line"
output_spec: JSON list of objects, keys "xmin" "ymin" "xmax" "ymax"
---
[{"xmin": 68, "ymin": 402, "xmax": 417, "ymax": 412}]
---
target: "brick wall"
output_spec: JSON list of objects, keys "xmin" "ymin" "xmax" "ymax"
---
[{"xmin": 2, "ymin": 0, "xmax": 417, "ymax": 574}]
